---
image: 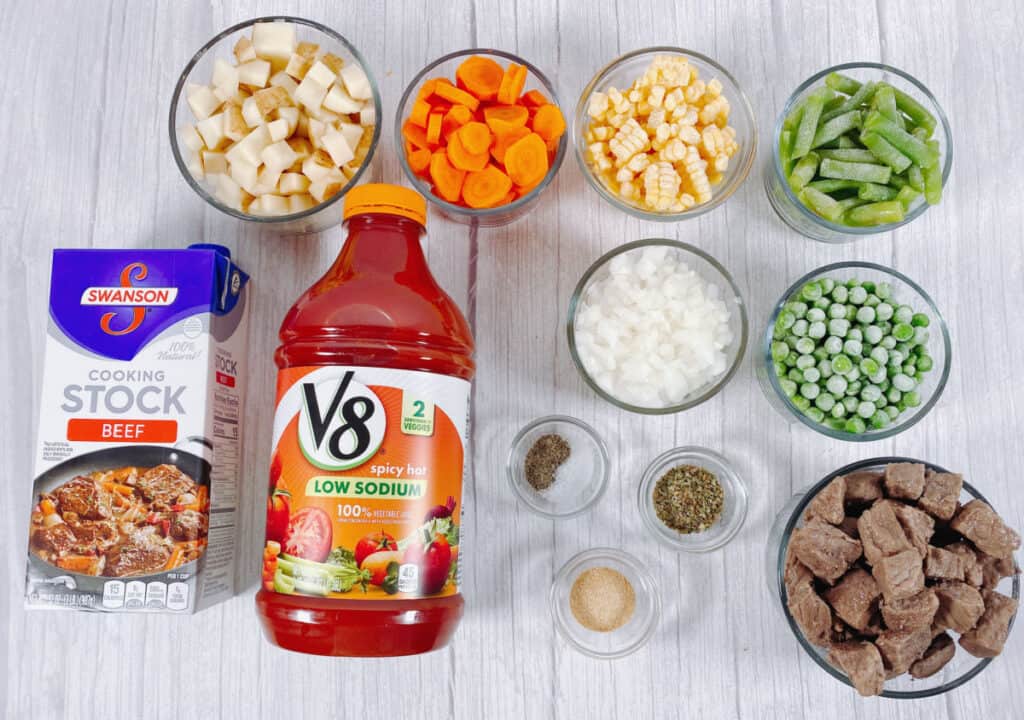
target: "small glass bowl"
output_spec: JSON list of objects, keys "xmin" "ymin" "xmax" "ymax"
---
[
  {"xmin": 637, "ymin": 447, "xmax": 748, "ymax": 552},
  {"xmin": 574, "ymin": 47, "xmax": 757, "ymax": 221},
  {"xmin": 767, "ymin": 457, "xmax": 1020, "ymax": 698},
  {"xmin": 395, "ymin": 49, "xmax": 567, "ymax": 228},
  {"xmin": 550, "ymin": 548, "xmax": 661, "ymax": 659},
  {"xmin": 169, "ymin": 16, "xmax": 382, "ymax": 233},
  {"xmin": 765, "ymin": 62, "xmax": 953, "ymax": 243},
  {"xmin": 506, "ymin": 416, "xmax": 609, "ymax": 518},
  {"xmin": 567, "ymin": 239, "xmax": 748, "ymax": 414},
  {"xmin": 758, "ymin": 261, "xmax": 951, "ymax": 441}
]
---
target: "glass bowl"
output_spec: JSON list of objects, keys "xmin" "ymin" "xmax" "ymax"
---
[
  {"xmin": 169, "ymin": 16, "xmax": 382, "ymax": 233},
  {"xmin": 506, "ymin": 416, "xmax": 609, "ymax": 519},
  {"xmin": 550, "ymin": 548, "xmax": 661, "ymax": 659},
  {"xmin": 764, "ymin": 62, "xmax": 953, "ymax": 243},
  {"xmin": 637, "ymin": 446, "xmax": 748, "ymax": 552},
  {"xmin": 767, "ymin": 457, "xmax": 1021, "ymax": 699},
  {"xmin": 395, "ymin": 49, "xmax": 567, "ymax": 228},
  {"xmin": 758, "ymin": 261, "xmax": 951, "ymax": 441},
  {"xmin": 573, "ymin": 47, "xmax": 757, "ymax": 221},
  {"xmin": 567, "ymin": 239, "xmax": 748, "ymax": 414}
]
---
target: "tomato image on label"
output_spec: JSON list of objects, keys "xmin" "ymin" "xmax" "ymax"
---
[
  {"xmin": 282, "ymin": 507, "xmax": 333, "ymax": 562},
  {"xmin": 403, "ymin": 529, "xmax": 453, "ymax": 595},
  {"xmin": 355, "ymin": 531, "xmax": 398, "ymax": 567}
]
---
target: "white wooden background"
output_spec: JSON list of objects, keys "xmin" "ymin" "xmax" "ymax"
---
[{"xmin": 2, "ymin": 1, "xmax": 1021, "ymax": 718}]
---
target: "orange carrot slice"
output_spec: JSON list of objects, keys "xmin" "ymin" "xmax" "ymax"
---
[
  {"xmin": 426, "ymin": 111, "xmax": 444, "ymax": 145},
  {"xmin": 504, "ymin": 132, "xmax": 549, "ymax": 187},
  {"xmin": 417, "ymin": 78, "xmax": 439, "ymax": 101},
  {"xmin": 408, "ymin": 148, "xmax": 432, "ymax": 174},
  {"xmin": 409, "ymin": 99, "xmax": 432, "ymax": 128},
  {"xmin": 457, "ymin": 121, "xmax": 493, "ymax": 155},
  {"xmin": 429, "ymin": 151, "xmax": 466, "ymax": 202},
  {"xmin": 496, "ymin": 63, "xmax": 527, "ymax": 104},
  {"xmin": 531, "ymin": 104, "xmax": 566, "ymax": 143},
  {"xmin": 483, "ymin": 104, "xmax": 529, "ymax": 134},
  {"xmin": 462, "ymin": 165, "xmax": 513, "ymax": 208},
  {"xmin": 455, "ymin": 55, "xmax": 504, "ymax": 101},
  {"xmin": 433, "ymin": 82, "xmax": 480, "ymax": 112},
  {"xmin": 402, "ymin": 120, "xmax": 430, "ymax": 150},
  {"xmin": 490, "ymin": 125, "xmax": 531, "ymax": 164},
  {"xmin": 443, "ymin": 104, "xmax": 474, "ymax": 135},
  {"xmin": 446, "ymin": 131, "xmax": 490, "ymax": 171},
  {"xmin": 522, "ymin": 89, "xmax": 549, "ymax": 107}
]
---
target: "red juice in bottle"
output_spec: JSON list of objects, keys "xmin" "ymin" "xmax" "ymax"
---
[{"xmin": 256, "ymin": 184, "xmax": 474, "ymax": 656}]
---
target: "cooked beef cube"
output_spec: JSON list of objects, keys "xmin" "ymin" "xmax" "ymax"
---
[
  {"xmin": 824, "ymin": 569, "xmax": 880, "ymax": 631},
  {"xmin": 783, "ymin": 546, "xmax": 812, "ymax": 596},
  {"xmin": 880, "ymin": 588, "xmax": 939, "ymax": 632},
  {"xmin": 135, "ymin": 464, "xmax": 195, "ymax": 510},
  {"xmin": 843, "ymin": 470, "xmax": 884, "ymax": 506},
  {"xmin": 959, "ymin": 590, "xmax": 1019, "ymax": 658},
  {"xmin": 828, "ymin": 642, "xmax": 885, "ymax": 697},
  {"xmin": 925, "ymin": 545, "xmax": 966, "ymax": 581},
  {"xmin": 839, "ymin": 516, "xmax": 860, "ymax": 539},
  {"xmin": 103, "ymin": 540, "xmax": 171, "ymax": 577},
  {"xmin": 872, "ymin": 549, "xmax": 925, "ymax": 601},
  {"xmin": 950, "ymin": 500, "xmax": 1022, "ymax": 558},
  {"xmin": 909, "ymin": 633, "xmax": 956, "ymax": 679},
  {"xmin": 883, "ymin": 463, "xmax": 925, "ymax": 501},
  {"xmin": 946, "ymin": 542, "xmax": 984, "ymax": 587},
  {"xmin": 888, "ymin": 501, "xmax": 934, "ymax": 558},
  {"xmin": 804, "ymin": 477, "xmax": 846, "ymax": 525},
  {"xmin": 875, "ymin": 626, "xmax": 933, "ymax": 675},
  {"xmin": 918, "ymin": 471, "xmax": 962, "ymax": 521},
  {"xmin": 933, "ymin": 581, "xmax": 986, "ymax": 634},
  {"xmin": 52, "ymin": 476, "xmax": 112, "ymax": 520},
  {"xmin": 790, "ymin": 520, "xmax": 863, "ymax": 584},
  {"xmin": 31, "ymin": 523, "xmax": 77, "ymax": 555},
  {"xmin": 788, "ymin": 583, "xmax": 834, "ymax": 647},
  {"xmin": 858, "ymin": 502, "xmax": 913, "ymax": 566},
  {"xmin": 169, "ymin": 509, "xmax": 208, "ymax": 541},
  {"xmin": 69, "ymin": 519, "xmax": 119, "ymax": 554},
  {"xmin": 979, "ymin": 553, "xmax": 1018, "ymax": 590}
]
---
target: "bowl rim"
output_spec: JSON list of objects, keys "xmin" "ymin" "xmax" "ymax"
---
[
  {"xmin": 567, "ymin": 238, "xmax": 749, "ymax": 414},
  {"xmin": 636, "ymin": 446, "xmax": 749, "ymax": 552},
  {"xmin": 770, "ymin": 61, "xmax": 953, "ymax": 239},
  {"xmin": 393, "ymin": 48, "xmax": 568, "ymax": 219},
  {"xmin": 168, "ymin": 15, "xmax": 383, "ymax": 224},
  {"xmin": 505, "ymin": 414, "xmax": 610, "ymax": 519},
  {"xmin": 763, "ymin": 260, "xmax": 952, "ymax": 441},
  {"xmin": 776, "ymin": 456, "xmax": 1020, "ymax": 699},
  {"xmin": 549, "ymin": 546, "xmax": 662, "ymax": 659},
  {"xmin": 572, "ymin": 46, "xmax": 758, "ymax": 221}
]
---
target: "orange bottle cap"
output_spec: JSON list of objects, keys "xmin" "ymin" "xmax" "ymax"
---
[{"xmin": 343, "ymin": 183, "xmax": 427, "ymax": 227}]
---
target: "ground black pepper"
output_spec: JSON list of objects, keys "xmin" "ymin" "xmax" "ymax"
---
[
  {"xmin": 524, "ymin": 433, "xmax": 571, "ymax": 491},
  {"xmin": 652, "ymin": 464, "xmax": 724, "ymax": 534}
]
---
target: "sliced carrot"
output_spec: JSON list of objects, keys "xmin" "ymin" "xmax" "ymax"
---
[
  {"xmin": 443, "ymin": 104, "xmax": 474, "ymax": 135},
  {"xmin": 496, "ymin": 63, "xmax": 527, "ymax": 104},
  {"xmin": 417, "ymin": 78, "xmax": 438, "ymax": 101},
  {"xmin": 446, "ymin": 131, "xmax": 489, "ymax": 171},
  {"xmin": 457, "ymin": 121, "xmax": 493, "ymax": 155},
  {"xmin": 504, "ymin": 132, "xmax": 549, "ymax": 187},
  {"xmin": 500, "ymin": 189, "xmax": 518, "ymax": 204},
  {"xmin": 102, "ymin": 481, "xmax": 135, "ymax": 497},
  {"xmin": 40, "ymin": 498, "xmax": 57, "ymax": 516},
  {"xmin": 429, "ymin": 151, "xmax": 466, "ymax": 202},
  {"xmin": 409, "ymin": 99, "xmax": 432, "ymax": 128},
  {"xmin": 531, "ymin": 104, "xmax": 566, "ymax": 143},
  {"xmin": 433, "ymin": 82, "xmax": 480, "ymax": 112},
  {"xmin": 409, "ymin": 148, "xmax": 432, "ymax": 174},
  {"xmin": 522, "ymin": 89, "xmax": 549, "ymax": 107},
  {"xmin": 402, "ymin": 120, "xmax": 430, "ymax": 150},
  {"xmin": 166, "ymin": 547, "xmax": 186, "ymax": 570},
  {"xmin": 56, "ymin": 555, "xmax": 98, "ymax": 572},
  {"xmin": 490, "ymin": 125, "xmax": 531, "ymax": 164},
  {"xmin": 455, "ymin": 55, "xmax": 504, "ymax": 101},
  {"xmin": 483, "ymin": 104, "xmax": 529, "ymax": 135},
  {"xmin": 462, "ymin": 165, "xmax": 513, "ymax": 208},
  {"xmin": 426, "ymin": 111, "xmax": 444, "ymax": 145}
]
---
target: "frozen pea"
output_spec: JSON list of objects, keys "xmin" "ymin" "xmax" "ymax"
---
[
  {"xmin": 912, "ymin": 312, "xmax": 930, "ymax": 327},
  {"xmin": 843, "ymin": 396, "xmax": 860, "ymax": 413},
  {"xmin": 876, "ymin": 282, "xmax": 892, "ymax": 300},
  {"xmin": 774, "ymin": 361, "xmax": 787, "ymax": 376},
  {"xmin": 844, "ymin": 339, "xmax": 863, "ymax": 357},
  {"xmin": 824, "ymin": 336, "xmax": 844, "ymax": 355},
  {"xmin": 776, "ymin": 311, "xmax": 796, "ymax": 332},
  {"xmin": 896, "ymin": 342, "xmax": 912, "ymax": 357},
  {"xmin": 881, "ymin": 336, "xmax": 897, "ymax": 350},
  {"xmin": 917, "ymin": 355, "xmax": 934, "ymax": 372},
  {"xmin": 780, "ymin": 378, "xmax": 797, "ymax": 397},
  {"xmin": 795, "ymin": 337, "xmax": 816, "ymax": 355},
  {"xmin": 875, "ymin": 302, "xmax": 894, "ymax": 321},
  {"xmin": 801, "ymin": 383, "xmax": 820, "ymax": 400},
  {"xmin": 815, "ymin": 393, "xmax": 836, "ymax": 412},
  {"xmin": 814, "ymin": 297, "xmax": 831, "ymax": 310},
  {"xmin": 787, "ymin": 301, "xmax": 808, "ymax": 318},
  {"xmin": 877, "ymin": 321, "xmax": 893, "ymax": 334},
  {"xmin": 787, "ymin": 368, "xmax": 804, "ymax": 383},
  {"xmin": 792, "ymin": 395, "xmax": 811, "ymax": 412},
  {"xmin": 857, "ymin": 401, "xmax": 876, "ymax": 418},
  {"xmin": 845, "ymin": 416, "xmax": 867, "ymax": 433},
  {"xmin": 796, "ymin": 354, "xmax": 816, "ymax": 370},
  {"xmin": 847, "ymin": 380, "xmax": 863, "ymax": 396},
  {"xmin": 820, "ymin": 278, "xmax": 836, "ymax": 294},
  {"xmin": 889, "ymin": 350, "xmax": 905, "ymax": 367},
  {"xmin": 861, "ymin": 385, "xmax": 882, "ymax": 402},
  {"xmin": 915, "ymin": 371, "xmax": 925, "ymax": 384},
  {"xmin": 801, "ymin": 282, "xmax": 823, "ymax": 302},
  {"xmin": 847, "ymin": 278, "xmax": 861, "ymax": 288},
  {"xmin": 808, "ymin": 321, "xmax": 827, "ymax": 339},
  {"xmin": 813, "ymin": 347, "xmax": 829, "ymax": 362},
  {"xmin": 892, "ymin": 373, "xmax": 916, "ymax": 392},
  {"xmin": 849, "ymin": 286, "xmax": 868, "ymax": 305},
  {"xmin": 865, "ymin": 294, "xmax": 881, "ymax": 308},
  {"xmin": 885, "ymin": 405, "xmax": 900, "ymax": 420},
  {"xmin": 904, "ymin": 390, "xmax": 922, "ymax": 407},
  {"xmin": 831, "ymin": 354, "xmax": 853, "ymax": 374},
  {"xmin": 829, "ymin": 303, "xmax": 848, "ymax": 319},
  {"xmin": 829, "ymin": 318, "xmax": 850, "ymax": 337},
  {"xmin": 875, "ymin": 393, "xmax": 888, "ymax": 408},
  {"xmin": 870, "ymin": 346, "xmax": 889, "ymax": 365},
  {"xmin": 913, "ymin": 327, "xmax": 929, "ymax": 346},
  {"xmin": 827, "ymin": 418, "xmax": 847, "ymax": 431},
  {"xmin": 894, "ymin": 305, "xmax": 914, "ymax": 324},
  {"xmin": 772, "ymin": 342, "xmax": 790, "ymax": 362},
  {"xmin": 827, "ymin": 375, "xmax": 848, "ymax": 395},
  {"xmin": 803, "ymin": 367, "xmax": 821, "ymax": 383},
  {"xmin": 862, "ymin": 281, "xmax": 876, "ymax": 293},
  {"xmin": 848, "ymin": 328, "xmax": 863, "ymax": 342},
  {"xmin": 830, "ymin": 402, "xmax": 847, "ymax": 419},
  {"xmin": 786, "ymin": 336, "xmax": 800, "ymax": 349},
  {"xmin": 806, "ymin": 307, "xmax": 826, "ymax": 322},
  {"xmin": 818, "ymin": 359, "xmax": 834, "ymax": 378},
  {"xmin": 893, "ymin": 323, "xmax": 915, "ymax": 342},
  {"xmin": 870, "ymin": 411, "xmax": 890, "ymax": 429},
  {"xmin": 856, "ymin": 306, "xmax": 876, "ymax": 323},
  {"xmin": 879, "ymin": 377, "xmax": 890, "ymax": 391},
  {"xmin": 805, "ymin": 407, "xmax": 825, "ymax": 423},
  {"xmin": 784, "ymin": 352, "xmax": 799, "ymax": 367},
  {"xmin": 792, "ymin": 319, "xmax": 809, "ymax": 337},
  {"xmin": 846, "ymin": 306, "xmax": 858, "ymax": 322},
  {"xmin": 864, "ymin": 325, "xmax": 883, "ymax": 345},
  {"xmin": 869, "ymin": 367, "xmax": 888, "ymax": 385},
  {"xmin": 831, "ymin": 285, "xmax": 849, "ymax": 303},
  {"xmin": 860, "ymin": 358, "xmax": 880, "ymax": 376},
  {"xmin": 845, "ymin": 366, "xmax": 862, "ymax": 382},
  {"xmin": 903, "ymin": 363, "xmax": 917, "ymax": 376}
]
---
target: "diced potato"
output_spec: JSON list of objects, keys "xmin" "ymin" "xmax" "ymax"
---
[
  {"xmin": 252, "ymin": 22, "xmax": 296, "ymax": 69},
  {"xmin": 308, "ymin": 171, "xmax": 346, "ymax": 203},
  {"xmin": 196, "ymin": 112, "xmax": 227, "ymax": 150},
  {"xmin": 359, "ymin": 106, "xmax": 375, "ymax": 127},
  {"xmin": 241, "ymin": 96, "xmax": 263, "ymax": 128},
  {"xmin": 187, "ymin": 85, "xmax": 221, "ymax": 120},
  {"xmin": 305, "ymin": 60, "xmax": 337, "ymax": 87},
  {"xmin": 212, "ymin": 58, "xmax": 239, "ymax": 94},
  {"xmin": 186, "ymin": 152, "xmax": 204, "ymax": 180},
  {"xmin": 289, "ymin": 193, "xmax": 315, "ymax": 212},
  {"xmin": 279, "ymin": 172, "xmax": 311, "ymax": 195},
  {"xmin": 233, "ymin": 36, "xmax": 257, "ymax": 64},
  {"xmin": 225, "ymin": 125, "xmax": 271, "ymax": 167},
  {"xmin": 293, "ymin": 76, "xmax": 328, "ymax": 111},
  {"xmin": 237, "ymin": 59, "xmax": 272, "ymax": 88},
  {"xmin": 321, "ymin": 53, "xmax": 344, "ymax": 75},
  {"xmin": 339, "ymin": 64, "xmax": 372, "ymax": 100},
  {"xmin": 179, "ymin": 124, "xmax": 204, "ymax": 152},
  {"xmin": 287, "ymin": 136, "xmax": 313, "ymax": 161},
  {"xmin": 320, "ymin": 127, "xmax": 355, "ymax": 167},
  {"xmin": 201, "ymin": 150, "xmax": 228, "ymax": 175},
  {"xmin": 223, "ymin": 105, "xmax": 247, "ymax": 142},
  {"xmin": 267, "ymin": 118, "xmax": 290, "ymax": 143},
  {"xmin": 302, "ymin": 149, "xmax": 335, "ymax": 181},
  {"xmin": 295, "ymin": 41, "xmax": 318, "ymax": 60},
  {"xmin": 336, "ymin": 123, "xmax": 363, "ymax": 152},
  {"xmin": 322, "ymin": 84, "xmax": 362, "ymax": 114},
  {"xmin": 215, "ymin": 173, "xmax": 246, "ymax": 210},
  {"xmin": 254, "ymin": 86, "xmax": 291, "ymax": 116},
  {"xmin": 276, "ymin": 106, "xmax": 300, "ymax": 134},
  {"xmin": 255, "ymin": 166, "xmax": 282, "ymax": 194},
  {"xmin": 269, "ymin": 71, "xmax": 298, "ymax": 97},
  {"xmin": 230, "ymin": 160, "xmax": 259, "ymax": 193},
  {"xmin": 262, "ymin": 140, "xmax": 299, "ymax": 173}
]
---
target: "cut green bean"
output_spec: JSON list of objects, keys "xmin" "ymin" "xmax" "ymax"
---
[
  {"xmin": 821, "ymin": 81, "xmax": 876, "ymax": 124},
  {"xmin": 783, "ymin": 100, "xmax": 804, "ymax": 132},
  {"xmin": 860, "ymin": 131, "xmax": 913, "ymax": 173},
  {"xmin": 835, "ymin": 197, "xmax": 867, "ymax": 213},
  {"xmin": 789, "ymin": 151, "xmax": 820, "ymax": 191},
  {"xmin": 807, "ymin": 179, "xmax": 861, "ymax": 193},
  {"xmin": 923, "ymin": 139, "xmax": 942, "ymax": 204},
  {"xmin": 836, "ymin": 135, "xmax": 859, "ymax": 148},
  {"xmin": 858, "ymin": 183, "xmax": 899, "ymax": 202},
  {"xmin": 893, "ymin": 87, "xmax": 937, "ymax": 135},
  {"xmin": 825, "ymin": 72, "xmax": 861, "ymax": 95},
  {"xmin": 779, "ymin": 130, "xmax": 793, "ymax": 175},
  {"xmin": 818, "ymin": 148, "xmax": 877, "ymax": 162},
  {"xmin": 896, "ymin": 185, "xmax": 921, "ymax": 210},
  {"xmin": 863, "ymin": 112, "xmax": 939, "ymax": 169},
  {"xmin": 811, "ymin": 111, "xmax": 862, "ymax": 148},
  {"xmin": 907, "ymin": 165, "xmax": 925, "ymax": 192},
  {"xmin": 844, "ymin": 201, "xmax": 905, "ymax": 226},
  {"xmin": 792, "ymin": 88, "xmax": 829, "ymax": 159},
  {"xmin": 872, "ymin": 84, "xmax": 904, "ymax": 129},
  {"xmin": 800, "ymin": 186, "xmax": 844, "ymax": 221},
  {"xmin": 820, "ymin": 158, "xmax": 892, "ymax": 184}
]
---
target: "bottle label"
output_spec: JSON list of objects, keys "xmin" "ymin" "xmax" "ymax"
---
[{"xmin": 262, "ymin": 366, "xmax": 469, "ymax": 601}]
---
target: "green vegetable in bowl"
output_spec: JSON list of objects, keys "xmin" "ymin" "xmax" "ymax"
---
[{"xmin": 780, "ymin": 72, "xmax": 943, "ymax": 226}]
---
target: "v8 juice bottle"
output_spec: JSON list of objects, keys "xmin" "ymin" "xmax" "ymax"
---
[{"xmin": 256, "ymin": 184, "xmax": 474, "ymax": 656}]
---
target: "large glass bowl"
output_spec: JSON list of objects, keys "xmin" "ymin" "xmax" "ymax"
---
[
  {"xmin": 567, "ymin": 239, "xmax": 748, "ymax": 414},
  {"xmin": 395, "ymin": 49, "xmax": 567, "ymax": 228},
  {"xmin": 764, "ymin": 62, "xmax": 953, "ymax": 243},
  {"xmin": 766, "ymin": 457, "xmax": 1020, "ymax": 699},
  {"xmin": 574, "ymin": 47, "xmax": 757, "ymax": 221},
  {"xmin": 757, "ymin": 261, "xmax": 951, "ymax": 441},
  {"xmin": 169, "ymin": 16, "xmax": 382, "ymax": 233}
]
